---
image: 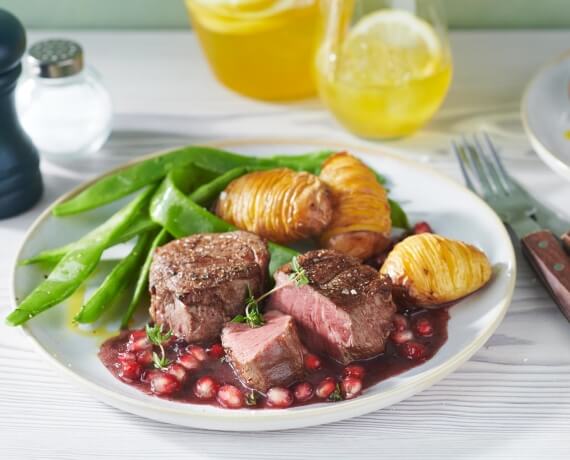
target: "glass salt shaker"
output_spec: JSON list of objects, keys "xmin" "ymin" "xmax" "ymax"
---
[{"xmin": 16, "ymin": 39, "xmax": 112, "ymax": 159}]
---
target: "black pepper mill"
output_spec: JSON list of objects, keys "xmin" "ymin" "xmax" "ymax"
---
[{"xmin": 0, "ymin": 9, "xmax": 42, "ymax": 218}]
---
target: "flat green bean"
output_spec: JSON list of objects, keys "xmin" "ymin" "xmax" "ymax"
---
[
  {"xmin": 120, "ymin": 228, "xmax": 170, "ymax": 329},
  {"xmin": 53, "ymin": 147, "xmax": 333, "ymax": 216},
  {"xmin": 20, "ymin": 214, "xmax": 158, "ymax": 266},
  {"xmin": 74, "ymin": 230, "xmax": 156, "ymax": 324},
  {"xmin": 389, "ymin": 198, "xmax": 410, "ymax": 229}
]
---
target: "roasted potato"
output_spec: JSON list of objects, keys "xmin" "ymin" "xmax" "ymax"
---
[
  {"xmin": 380, "ymin": 233, "xmax": 492, "ymax": 306},
  {"xmin": 319, "ymin": 152, "xmax": 391, "ymax": 259},
  {"xmin": 215, "ymin": 168, "xmax": 333, "ymax": 244}
]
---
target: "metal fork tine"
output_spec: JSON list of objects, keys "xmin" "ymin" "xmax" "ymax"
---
[
  {"xmin": 451, "ymin": 140, "xmax": 477, "ymax": 193},
  {"xmin": 473, "ymin": 133, "xmax": 508, "ymax": 196},
  {"xmin": 461, "ymin": 135, "xmax": 493, "ymax": 197},
  {"xmin": 482, "ymin": 132, "xmax": 513, "ymax": 193}
]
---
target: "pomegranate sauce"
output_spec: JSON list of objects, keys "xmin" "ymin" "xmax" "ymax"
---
[{"xmin": 99, "ymin": 307, "xmax": 449, "ymax": 409}]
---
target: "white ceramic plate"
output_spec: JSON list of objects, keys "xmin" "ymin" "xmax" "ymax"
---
[
  {"xmin": 11, "ymin": 139, "xmax": 516, "ymax": 431},
  {"xmin": 522, "ymin": 52, "xmax": 570, "ymax": 181}
]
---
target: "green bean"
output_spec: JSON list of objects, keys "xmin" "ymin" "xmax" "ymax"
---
[
  {"xmin": 6, "ymin": 186, "xmax": 156, "ymax": 327},
  {"xmin": 189, "ymin": 167, "xmax": 256, "ymax": 206},
  {"xmin": 388, "ymin": 198, "xmax": 410, "ymax": 230},
  {"xmin": 74, "ymin": 230, "xmax": 155, "ymax": 324},
  {"xmin": 20, "ymin": 214, "xmax": 158, "ymax": 266},
  {"xmin": 150, "ymin": 172, "xmax": 298, "ymax": 275},
  {"xmin": 53, "ymin": 147, "xmax": 333, "ymax": 216},
  {"xmin": 120, "ymin": 228, "xmax": 170, "ymax": 329}
]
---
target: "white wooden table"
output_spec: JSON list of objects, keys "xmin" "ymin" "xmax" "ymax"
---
[{"xmin": 2, "ymin": 30, "xmax": 570, "ymax": 459}]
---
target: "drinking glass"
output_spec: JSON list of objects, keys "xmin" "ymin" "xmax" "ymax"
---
[
  {"xmin": 315, "ymin": 0, "xmax": 452, "ymax": 139},
  {"xmin": 185, "ymin": 0, "xmax": 318, "ymax": 101}
]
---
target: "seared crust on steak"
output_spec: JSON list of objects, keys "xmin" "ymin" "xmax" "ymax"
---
[
  {"xmin": 149, "ymin": 231, "xmax": 269, "ymax": 342},
  {"xmin": 268, "ymin": 249, "xmax": 395, "ymax": 364}
]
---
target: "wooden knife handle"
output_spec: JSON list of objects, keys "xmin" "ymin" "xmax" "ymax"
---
[{"xmin": 521, "ymin": 230, "xmax": 570, "ymax": 321}]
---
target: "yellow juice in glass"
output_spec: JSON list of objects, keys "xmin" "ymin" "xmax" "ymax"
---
[
  {"xmin": 316, "ymin": 8, "xmax": 452, "ymax": 139},
  {"xmin": 185, "ymin": 0, "xmax": 318, "ymax": 100}
]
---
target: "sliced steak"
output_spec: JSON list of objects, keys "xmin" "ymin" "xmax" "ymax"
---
[
  {"xmin": 149, "ymin": 231, "xmax": 269, "ymax": 343},
  {"xmin": 268, "ymin": 249, "xmax": 395, "ymax": 364},
  {"xmin": 221, "ymin": 311, "xmax": 305, "ymax": 392}
]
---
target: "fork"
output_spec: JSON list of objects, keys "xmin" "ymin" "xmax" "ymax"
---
[{"xmin": 452, "ymin": 132, "xmax": 570, "ymax": 320}]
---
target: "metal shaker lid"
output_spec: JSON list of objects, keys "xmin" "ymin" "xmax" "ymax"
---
[{"xmin": 27, "ymin": 39, "xmax": 83, "ymax": 78}]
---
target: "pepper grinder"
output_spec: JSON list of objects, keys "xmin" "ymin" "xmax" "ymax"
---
[{"xmin": 0, "ymin": 9, "xmax": 42, "ymax": 219}]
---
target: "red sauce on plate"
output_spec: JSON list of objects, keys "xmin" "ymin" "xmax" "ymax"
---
[{"xmin": 99, "ymin": 307, "xmax": 449, "ymax": 409}]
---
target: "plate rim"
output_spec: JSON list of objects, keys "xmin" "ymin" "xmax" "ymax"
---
[
  {"xmin": 10, "ymin": 137, "xmax": 517, "ymax": 429},
  {"xmin": 521, "ymin": 51, "xmax": 570, "ymax": 182}
]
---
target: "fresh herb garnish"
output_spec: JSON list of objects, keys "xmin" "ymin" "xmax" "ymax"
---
[
  {"xmin": 146, "ymin": 323, "xmax": 173, "ymax": 369},
  {"xmin": 245, "ymin": 391, "xmax": 259, "ymax": 406},
  {"xmin": 231, "ymin": 256, "xmax": 310, "ymax": 328},
  {"xmin": 232, "ymin": 286, "xmax": 265, "ymax": 328},
  {"xmin": 328, "ymin": 384, "xmax": 343, "ymax": 402},
  {"xmin": 152, "ymin": 351, "xmax": 171, "ymax": 369},
  {"xmin": 289, "ymin": 256, "xmax": 309, "ymax": 287}
]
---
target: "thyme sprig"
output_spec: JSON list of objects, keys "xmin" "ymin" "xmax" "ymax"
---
[
  {"xmin": 231, "ymin": 256, "xmax": 309, "ymax": 328},
  {"xmin": 245, "ymin": 391, "xmax": 259, "ymax": 406},
  {"xmin": 146, "ymin": 323, "xmax": 173, "ymax": 369}
]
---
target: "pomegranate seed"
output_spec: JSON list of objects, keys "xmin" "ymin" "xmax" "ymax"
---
[
  {"xmin": 341, "ymin": 376, "xmax": 362, "ymax": 400},
  {"xmin": 304, "ymin": 353, "xmax": 322, "ymax": 371},
  {"xmin": 193, "ymin": 376, "xmax": 220, "ymax": 400},
  {"xmin": 177, "ymin": 352, "xmax": 201, "ymax": 370},
  {"xmin": 127, "ymin": 329, "xmax": 151, "ymax": 351},
  {"xmin": 141, "ymin": 368, "xmax": 159, "ymax": 383},
  {"xmin": 217, "ymin": 385, "xmax": 244, "ymax": 409},
  {"xmin": 315, "ymin": 377, "xmax": 337, "ymax": 399},
  {"xmin": 166, "ymin": 363, "xmax": 188, "ymax": 382},
  {"xmin": 392, "ymin": 313, "xmax": 408, "ymax": 332},
  {"xmin": 343, "ymin": 364, "xmax": 366, "ymax": 380},
  {"xmin": 129, "ymin": 329, "xmax": 147, "ymax": 340},
  {"xmin": 150, "ymin": 371, "xmax": 181, "ymax": 395},
  {"xmin": 208, "ymin": 343, "xmax": 225, "ymax": 360},
  {"xmin": 186, "ymin": 345, "xmax": 208, "ymax": 362},
  {"xmin": 117, "ymin": 351, "xmax": 136, "ymax": 362},
  {"xmin": 415, "ymin": 318, "xmax": 433, "ymax": 337},
  {"xmin": 390, "ymin": 329, "xmax": 414, "ymax": 344},
  {"xmin": 413, "ymin": 221, "xmax": 433, "ymax": 234},
  {"xmin": 293, "ymin": 382, "xmax": 314, "ymax": 402},
  {"xmin": 136, "ymin": 349, "xmax": 153, "ymax": 366},
  {"xmin": 118, "ymin": 360, "xmax": 142, "ymax": 382},
  {"xmin": 399, "ymin": 341, "xmax": 428, "ymax": 361},
  {"xmin": 266, "ymin": 387, "xmax": 294, "ymax": 409}
]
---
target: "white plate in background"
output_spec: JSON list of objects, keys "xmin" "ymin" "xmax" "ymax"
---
[{"xmin": 522, "ymin": 53, "xmax": 570, "ymax": 181}]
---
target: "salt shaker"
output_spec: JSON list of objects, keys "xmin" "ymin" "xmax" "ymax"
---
[
  {"xmin": 16, "ymin": 39, "xmax": 112, "ymax": 159},
  {"xmin": 0, "ymin": 9, "xmax": 43, "ymax": 218}
]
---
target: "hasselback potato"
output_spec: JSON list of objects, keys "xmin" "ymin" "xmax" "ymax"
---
[
  {"xmin": 380, "ymin": 233, "xmax": 492, "ymax": 306},
  {"xmin": 319, "ymin": 152, "xmax": 391, "ymax": 259},
  {"xmin": 215, "ymin": 168, "xmax": 333, "ymax": 244}
]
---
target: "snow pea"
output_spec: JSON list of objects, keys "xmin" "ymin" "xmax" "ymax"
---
[
  {"xmin": 53, "ymin": 146, "xmax": 333, "ymax": 216},
  {"xmin": 389, "ymin": 199, "xmax": 410, "ymax": 230},
  {"xmin": 74, "ymin": 230, "xmax": 155, "ymax": 324},
  {"xmin": 150, "ymin": 172, "xmax": 298, "ymax": 275},
  {"xmin": 6, "ymin": 186, "xmax": 156, "ymax": 327},
  {"xmin": 188, "ymin": 166, "xmax": 259, "ymax": 207},
  {"xmin": 20, "ymin": 214, "xmax": 158, "ymax": 266},
  {"xmin": 120, "ymin": 228, "xmax": 170, "ymax": 329}
]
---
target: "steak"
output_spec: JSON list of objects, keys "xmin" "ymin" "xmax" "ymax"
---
[
  {"xmin": 268, "ymin": 249, "xmax": 395, "ymax": 364},
  {"xmin": 221, "ymin": 311, "xmax": 305, "ymax": 392},
  {"xmin": 149, "ymin": 231, "xmax": 269, "ymax": 343}
]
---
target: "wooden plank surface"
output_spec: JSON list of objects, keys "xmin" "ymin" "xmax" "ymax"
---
[{"xmin": 1, "ymin": 30, "xmax": 570, "ymax": 459}]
